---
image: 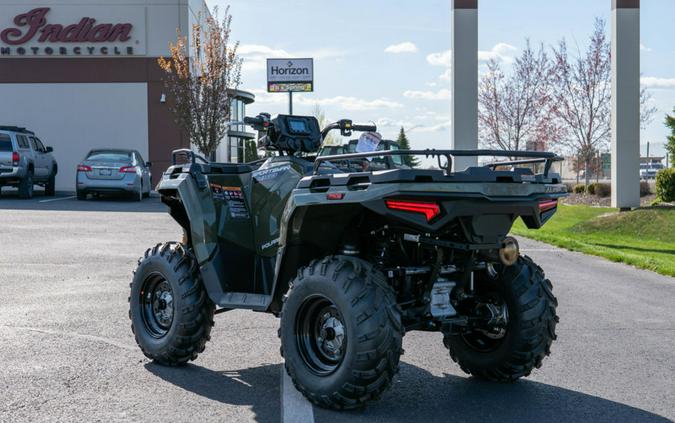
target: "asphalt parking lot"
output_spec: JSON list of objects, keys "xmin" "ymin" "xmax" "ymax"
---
[{"xmin": 0, "ymin": 195, "xmax": 673, "ymax": 422}]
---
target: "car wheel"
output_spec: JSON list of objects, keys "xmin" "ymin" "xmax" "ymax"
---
[
  {"xmin": 18, "ymin": 171, "xmax": 34, "ymax": 199},
  {"xmin": 76, "ymin": 190, "xmax": 87, "ymax": 201},
  {"xmin": 45, "ymin": 172, "xmax": 56, "ymax": 196}
]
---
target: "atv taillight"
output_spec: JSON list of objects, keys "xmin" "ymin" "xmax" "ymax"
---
[
  {"xmin": 538, "ymin": 199, "xmax": 558, "ymax": 212},
  {"xmin": 11, "ymin": 151, "xmax": 19, "ymax": 166},
  {"xmin": 386, "ymin": 200, "xmax": 441, "ymax": 221}
]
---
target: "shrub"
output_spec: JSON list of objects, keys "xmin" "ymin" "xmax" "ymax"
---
[
  {"xmin": 563, "ymin": 182, "xmax": 575, "ymax": 193},
  {"xmin": 573, "ymin": 184, "xmax": 586, "ymax": 194},
  {"xmin": 639, "ymin": 181, "xmax": 651, "ymax": 197},
  {"xmin": 595, "ymin": 183, "xmax": 611, "ymax": 198},
  {"xmin": 655, "ymin": 168, "xmax": 675, "ymax": 202},
  {"xmin": 587, "ymin": 183, "xmax": 597, "ymax": 195}
]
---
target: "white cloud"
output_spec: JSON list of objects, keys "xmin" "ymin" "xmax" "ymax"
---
[
  {"xmin": 478, "ymin": 43, "xmax": 518, "ymax": 64},
  {"xmin": 303, "ymin": 96, "xmax": 403, "ymax": 111},
  {"xmin": 640, "ymin": 43, "xmax": 652, "ymax": 52},
  {"xmin": 426, "ymin": 50, "xmax": 452, "ymax": 67},
  {"xmin": 426, "ymin": 42, "xmax": 518, "ymax": 69},
  {"xmin": 384, "ymin": 42, "xmax": 418, "ymax": 54},
  {"xmin": 239, "ymin": 44, "xmax": 345, "ymax": 72},
  {"xmin": 249, "ymin": 88, "xmax": 402, "ymax": 111},
  {"xmin": 641, "ymin": 76, "xmax": 675, "ymax": 89},
  {"xmin": 439, "ymin": 68, "xmax": 452, "ymax": 81},
  {"xmin": 415, "ymin": 120, "xmax": 452, "ymax": 133},
  {"xmin": 403, "ymin": 89, "xmax": 451, "ymax": 100}
]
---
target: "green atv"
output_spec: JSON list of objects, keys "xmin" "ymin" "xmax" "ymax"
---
[{"xmin": 129, "ymin": 113, "xmax": 564, "ymax": 410}]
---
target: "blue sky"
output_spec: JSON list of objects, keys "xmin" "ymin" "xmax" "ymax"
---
[{"xmin": 208, "ymin": 0, "xmax": 675, "ymax": 157}]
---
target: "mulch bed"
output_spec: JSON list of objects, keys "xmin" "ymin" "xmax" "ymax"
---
[{"xmin": 561, "ymin": 193, "xmax": 658, "ymax": 207}]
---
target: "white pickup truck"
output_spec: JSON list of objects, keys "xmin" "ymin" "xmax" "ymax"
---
[{"xmin": 0, "ymin": 126, "xmax": 58, "ymax": 198}]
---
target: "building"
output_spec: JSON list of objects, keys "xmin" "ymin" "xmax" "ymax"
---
[
  {"xmin": 214, "ymin": 89, "xmax": 256, "ymax": 164},
  {"xmin": 0, "ymin": 0, "xmax": 254, "ymax": 191}
]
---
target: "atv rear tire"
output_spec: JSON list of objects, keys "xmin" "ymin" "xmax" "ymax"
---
[
  {"xmin": 129, "ymin": 242, "xmax": 214, "ymax": 366},
  {"xmin": 280, "ymin": 256, "xmax": 403, "ymax": 410},
  {"xmin": 444, "ymin": 255, "xmax": 558, "ymax": 381}
]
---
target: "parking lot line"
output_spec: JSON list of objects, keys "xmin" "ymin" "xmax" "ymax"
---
[
  {"xmin": 38, "ymin": 195, "xmax": 76, "ymax": 203},
  {"xmin": 281, "ymin": 365, "xmax": 314, "ymax": 423}
]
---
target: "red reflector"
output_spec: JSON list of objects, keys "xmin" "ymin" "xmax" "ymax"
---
[
  {"xmin": 77, "ymin": 164, "xmax": 92, "ymax": 172},
  {"xmin": 539, "ymin": 199, "xmax": 558, "ymax": 212},
  {"xmin": 11, "ymin": 151, "xmax": 19, "ymax": 165},
  {"xmin": 385, "ymin": 200, "xmax": 441, "ymax": 221},
  {"xmin": 326, "ymin": 192, "xmax": 345, "ymax": 200}
]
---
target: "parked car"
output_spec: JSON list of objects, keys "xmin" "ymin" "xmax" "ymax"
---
[
  {"xmin": 0, "ymin": 126, "xmax": 57, "ymax": 198},
  {"xmin": 76, "ymin": 149, "xmax": 152, "ymax": 201},
  {"xmin": 640, "ymin": 162, "xmax": 664, "ymax": 179}
]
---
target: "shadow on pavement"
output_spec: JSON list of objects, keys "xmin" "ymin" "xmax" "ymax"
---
[
  {"xmin": 0, "ymin": 191, "xmax": 166, "ymax": 213},
  {"xmin": 315, "ymin": 362, "xmax": 671, "ymax": 423},
  {"xmin": 146, "ymin": 362, "xmax": 280, "ymax": 423}
]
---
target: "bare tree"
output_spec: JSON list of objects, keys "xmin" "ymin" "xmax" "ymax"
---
[
  {"xmin": 158, "ymin": 7, "xmax": 242, "ymax": 157},
  {"xmin": 478, "ymin": 41, "xmax": 562, "ymax": 156},
  {"xmin": 550, "ymin": 18, "xmax": 655, "ymax": 185}
]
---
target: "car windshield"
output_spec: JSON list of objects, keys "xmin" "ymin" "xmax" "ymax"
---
[{"xmin": 87, "ymin": 151, "xmax": 131, "ymax": 162}]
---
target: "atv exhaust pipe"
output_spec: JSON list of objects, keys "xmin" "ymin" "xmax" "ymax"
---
[{"xmin": 499, "ymin": 237, "xmax": 520, "ymax": 266}]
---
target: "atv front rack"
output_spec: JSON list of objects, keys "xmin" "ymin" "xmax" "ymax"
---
[{"xmin": 313, "ymin": 149, "xmax": 563, "ymax": 177}]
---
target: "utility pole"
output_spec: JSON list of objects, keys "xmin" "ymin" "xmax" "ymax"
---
[{"xmin": 289, "ymin": 92, "xmax": 293, "ymax": 115}]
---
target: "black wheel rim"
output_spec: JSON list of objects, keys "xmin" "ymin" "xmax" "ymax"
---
[
  {"xmin": 295, "ymin": 295, "xmax": 347, "ymax": 375},
  {"xmin": 461, "ymin": 294, "xmax": 509, "ymax": 353},
  {"xmin": 140, "ymin": 273, "xmax": 175, "ymax": 338}
]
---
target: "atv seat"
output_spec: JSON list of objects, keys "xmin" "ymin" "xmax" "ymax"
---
[{"xmin": 198, "ymin": 162, "xmax": 258, "ymax": 175}]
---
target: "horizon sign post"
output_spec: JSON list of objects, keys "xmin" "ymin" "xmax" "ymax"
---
[{"xmin": 267, "ymin": 58, "xmax": 313, "ymax": 115}]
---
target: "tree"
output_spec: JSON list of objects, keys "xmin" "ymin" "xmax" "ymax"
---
[
  {"xmin": 158, "ymin": 7, "xmax": 242, "ymax": 157},
  {"xmin": 312, "ymin": 104, "xmax": 340, "ymax": 146},
  {"xmin": 550, "ymin": 18, "xmax": 656, "ymax": 185},
  {"xmin": 478, "ymin": 41, "xmax": 562, "ymax": 155},
  {"xmin": 396, "ymin": 127, "xmax": 419, "ymax": 168},
  {"xmin": 244, "ymin": 139, "xmax": 259, "ymax": 162},
  {"xmin": 666, "ymin": 108, "xmax": 675, "ymax": 167}
]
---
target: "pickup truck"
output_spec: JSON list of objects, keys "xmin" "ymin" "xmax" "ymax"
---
[{"xmin": 0, "ymin": 126, "xmax": 58, "ymax": 198}]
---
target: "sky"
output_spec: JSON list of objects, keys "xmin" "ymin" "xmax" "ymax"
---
[{"xmin": 207, "ymin": 0, "xmax": 675, "ymax": 158}]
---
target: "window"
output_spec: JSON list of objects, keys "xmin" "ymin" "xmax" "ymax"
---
[
  {"xmin": 33, "ymin": 138, "xmax": 46, "ymax": 152},
  {"xmin": 28, "ymin": 136, "xmax": 41, "ymax": 152},
  {"xmin": 17, "ymin": 135, "xmax": 29, "ymax": 149},
  {"xmin": 0, "ymin": 134, "xmax": 11, "ymax": 152},
  {"xmin": 86, "ymin": 150, "xmax": 131, "ymax": 162}
]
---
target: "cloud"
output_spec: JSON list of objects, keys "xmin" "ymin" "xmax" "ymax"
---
[
  {"xmin": 305, "ymin": 96, "xmax": 403, "ymax": 111},
  {"xmin": 384, "ymin": 42, "xmax": 418, "ymax": 54},
  {"xmin": 426, "ymin": 50, "xmax": 452, "ymax": 67},
  {"xmin": 239, "ymin": 44, "xmax": 345, "ymax": 72},
  {"xmin": 478, "ymin": 43, "xmax": 518, "ymax": 64},
  {"xmin": 641, "ymin": 76, "xmax": 675, "ymax": 89},
  {"xmin": 403, "ymin": 89, "xmax": 451, "ymax": 100},
  {"xmin": 439, "ymin": 68, "xmax": 452, "ymax": 81},
  {"xmin": 426, "ymin": 42, "xmax": 518, "ymax": 69},
  {"xmin": 640, "ymin": 43, "xmax": 652, "ymax": 52},
  {"xmin": 249, "ymin": 89, "xmax": 402, "ymax": 111}
]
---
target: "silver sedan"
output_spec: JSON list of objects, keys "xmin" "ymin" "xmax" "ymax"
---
[{"xmin": 76, "ymin": 149, "xmax": 152, "ymax": 201}]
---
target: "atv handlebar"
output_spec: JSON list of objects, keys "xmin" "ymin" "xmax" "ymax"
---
[{"xmin": 320, "ymin": 119, "xmax": 377, "ymax": 140}]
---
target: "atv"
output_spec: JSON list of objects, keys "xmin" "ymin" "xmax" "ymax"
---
[{"xmin": 129, "ymin": 113, "xmax": 565, "ymax": 410}]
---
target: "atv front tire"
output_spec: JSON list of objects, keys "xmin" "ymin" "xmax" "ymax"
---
[
  {"xmin": 280, "ymin": 256, "xmax": 403, "ymax": 410},
  {"xmin": 444, "ymin": 256, "xmax": 558, "ymax": 381},
  {"xmin": 129, "ymin": 242, "xmax": 214, "ymax": 365}
]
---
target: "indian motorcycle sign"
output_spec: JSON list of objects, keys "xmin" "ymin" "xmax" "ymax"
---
[{"xmin": 0, "ymin": 7, "xmax": 146, "ymax": 56}]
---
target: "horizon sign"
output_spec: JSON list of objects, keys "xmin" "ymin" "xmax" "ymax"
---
[{"xmin": 267, "ymin": 58, "xmax": 314, "ymax": 93}]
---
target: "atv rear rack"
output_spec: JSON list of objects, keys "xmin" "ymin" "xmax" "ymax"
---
[{"xmin": 313, "ymin": 149, "xmax": 563, "ymax": 177}]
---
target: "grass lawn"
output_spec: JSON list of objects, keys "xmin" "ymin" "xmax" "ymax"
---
[{"xmin": 511, "ymin": 204, "xmax": 675, "ymax": 277}]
